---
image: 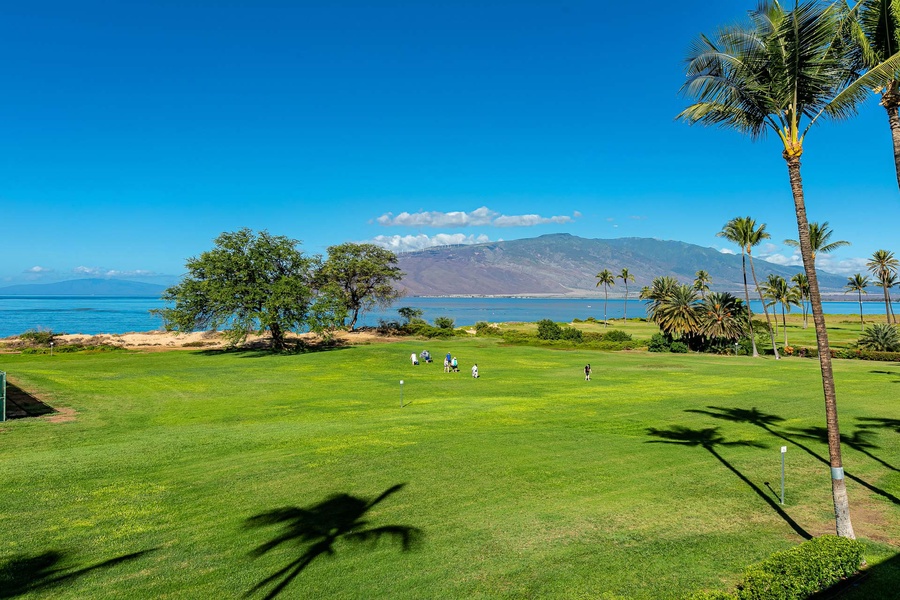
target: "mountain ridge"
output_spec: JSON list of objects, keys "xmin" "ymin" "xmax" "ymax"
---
[
  {"xmin": 396, "ymin": 233, "xmax": 849, "ymax": 297},
  {"xmin": 0, "ymin": 278, "xmax": 167, "ymax": 297}
]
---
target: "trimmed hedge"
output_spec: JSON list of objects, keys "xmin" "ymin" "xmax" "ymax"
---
[
  {"xmin": 686, "ymin": 535, "xmax": 863, "ymax": 600},
  {"xmin": 792, "ymin": 347, "xmax": 900, "ymax": 362}
]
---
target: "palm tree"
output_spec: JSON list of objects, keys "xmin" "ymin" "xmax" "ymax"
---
[
  {"xmin": 791, "ymin": 273, "xmax": 811, "ymax": 328},
  {"xmin": 717, "ymin": 217, "xmax": 779, "ymax": 358},
  {"xmin": 595, "ymin": 269, "xmax": 615, "ymax": 327},
  {"xmin": 653, "ymin": 284, "xmax": 701, "ymax": 339},
  {"xmin": 847, "ymin": 0, "xmax": 900, "ymax": 191},
  {"xmin": 679, "ymin": 0, "xmax": 900, "ymax": 538},
  {"xmin": 641, "ymin": 276, "xmax": 680, "ymax": 323},
  {"xmin": 699, "ymin": 292, "xmax": 748, "ymax": 342},
  {"xmin": 844, "ymin": 273, "xmax": 870, "ymax": 331},
  {"xmin": 762, "ymin": 274, "xmax": 801, "ymax": 347},
  {"xmin": 784, "ymin": 221, "xmax": 851, "ymax": 261},
  {"xmin": 694, "ymin": 270, "xmax": 712, "ymax": 299},
  {"xmin": 859, "ymin": 322, "xmax": 900, "ymax": 351},
  {"xmin": 867, "ymin": 249, "xmax": 899, "ymax": 323},
  {"xmin": 617, "ymin": 268, "xmax": 635, "ymax": 321},
  {"xmin": 875, "ymin": 271, "xmax": 899, "ymax": 323}
]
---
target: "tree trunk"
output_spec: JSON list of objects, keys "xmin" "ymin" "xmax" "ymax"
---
[
  {"xmin": 623, "ymin": 283, "xmax": 629, "ymax": 322},
  {"xmin": 269, "ymin": 322, "xmax": 285, "ymax": 351},
  {"xmin": 881, "ymin": 83, "xmax": 900, "ymax": 194},
  {"xmin": 748, "ymin": 254, "xmax": 780, "ymax": 359},
  {"xmin": 785, "ymin": 153, "xmax": 855, "ymax": 539},
  {"xmin": 604, "ymin": 289, "xmax": 609, "ymax": 327},
  {"xmin": 858, "ymin": 290, "xmax": 864, "ymax": 333},
  {"xmin": 782, "ymin": 304, "xmax": 787, "ymax": 347},
  {"xmin": 882, "ymin": 281, "xmax": 892, "ymax": 325},
  {"xmin": 347, "ymin": 307, "xmax": 360, "ymax": 331},
  {"xmin": 741, "ymin": 254, "xmax": 759, "ymax": 357}
]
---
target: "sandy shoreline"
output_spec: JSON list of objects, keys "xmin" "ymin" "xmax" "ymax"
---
[{"xmin": 3, "ymin": 329, "xmax": 390, "ymax": 351}]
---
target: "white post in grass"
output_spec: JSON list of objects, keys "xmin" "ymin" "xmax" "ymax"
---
[
  {"xmin": 400, "ymin": 380, "xmax": 404, "ymax": 408},
  {"xmin": 780, "ymin": 446, "xmax": 787, "ymax": 505},
  {"xmin": 50, "ymin": 342, "xmax": 54, "ymax": 357}
]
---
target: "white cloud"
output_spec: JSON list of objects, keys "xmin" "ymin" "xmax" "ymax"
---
[
  {"xmin": 817, "ymin": 255, "xmax": 870, "ymax": 276},
  {"xmin": 370, "ymin": 233, "xmax": 492, "ymax": 253},
  {"xmin": 760, "ymin": 253, "xmax": 802, "ymax": 267},
  {"xmin": 24, "ymin": 266, "xmax": 53, "ymax": 273},
  {"xmin": 719, "ymin": 248, "xmax": 736, "ymax": 255},
  {"xmin": 376, "ymin": 206, "xmax": 575, "ymax": 228},
  {"xmin": 74, "ymin": 266, "xmax": 159, "ymax": 278}
]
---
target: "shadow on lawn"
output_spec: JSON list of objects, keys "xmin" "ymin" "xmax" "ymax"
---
[
  {"xmin": 687, "ymin": 407, "xmax": 900, "ymax": 506},
  {"xmin": 198, "ymin": 341, "xmax": 352, "ymax": 359},
  {"xmin": 810, "ymin": 551, "xmax": 900, "ymax": 599},
  {"xmin": 244, "ymin": 483, "xmax": 422, "ymax": 600},
  {"xmin": 3, "ymin": 382, "xmax": 56, "ymax": 419},
  {"xmin": 857, "ymin": 417, "xmax": 900, "ymax": 434},
  {"xmin": 0, "ymin": 548, "xmax": 155, "ymax": 598},
  {"xmin": 646, "ymin": 425, "xmax": 812, "ymax": 540}
]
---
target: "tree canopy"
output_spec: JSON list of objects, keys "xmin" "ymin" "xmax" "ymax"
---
[
  {"xmin": 155, "ymin": 229, "xmax": 322, "ymax": 350},
  {"xmin": 318, "ymin": 243, "xmax": 404, "ymax": 331}
]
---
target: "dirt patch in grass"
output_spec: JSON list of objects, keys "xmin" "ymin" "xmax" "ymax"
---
[{"xmin": 46, "ymin": 406, "xmax": 77, "ymax": 423}]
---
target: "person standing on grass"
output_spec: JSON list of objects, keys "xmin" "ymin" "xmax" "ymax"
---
[
  {"xmin": 584, "ymin": 364, "xmax": 591, "ymax": 381},
  {"xmin": 472, "ymin": 364, "xmax": 479, "ymax": 378}
]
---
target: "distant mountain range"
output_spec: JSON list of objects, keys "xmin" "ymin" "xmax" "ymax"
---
[
  {"xmin": 396, "ymin": 234, "xmax": 849, "ymax": 297},
  {"xmin": 0, "ymin": 278, "xmax": 167, "ymax": 296}
]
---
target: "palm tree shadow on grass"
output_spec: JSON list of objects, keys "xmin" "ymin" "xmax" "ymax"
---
[
  {"xmin": 857, "ymin": 417, "xmax": 900, "ymax": 434},
  {"xmin": 244, "ymin": 483, "xmax": 422, "ymax": 600},
  {"xmin": 790, "ymin": 426, "xmax": 900, "ymax": 473},
  {"xmin": 688, "ymin": 406, "xmax": 900, "ymax": 506},
  {"xmin": 646, "ymin": 425, "xmax": 811, "ymax": 540},
  {"xmin": 0, "ymin": 548, "xmax": 155, "ymax": 599}
]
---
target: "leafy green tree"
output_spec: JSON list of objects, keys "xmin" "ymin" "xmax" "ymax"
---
[
  {"xmin": 717, "ymin": 217, "xmax": 779, "ymax": 358},
  {"xmin": 617, "ymin": 268, "xmax": 635, "ymax": 321},
  {"xmin": 536, "ymin": 319, "xmax": 563, "ymax": 340},
  {"xmin": 858, "ymin": 323, "xmax": 900, "ymax": 351},
  {"xmin": 792, "ymin": 273, "xmax": 811, "ymax": 329},
  {"xmin": 397, "ymin": 307, "xmax": 424, "ymax": 324},
  {"xmin": 867, "ymin": 249, "xmax": 899, "ymax": 324},
  {"xmin": 155, "ymin": 229, "xmax": 319, "ymax": 350},
  {"xmin": 595, "ymin": 269, "xmax": 615, "ymax": 327},
  {"xmin": 318, "ymin": 243, "xmax": 403, "ymax": 331},
  {"xmin": 433, "ymin": 316, "xmax": 455, "ymax": 330},
  {"xmin": 679, "ymin": 0, "xmax": 900, "ymax": 538},
  {"xmin": 844, "ymin": 273, "xmax": 870, "ymax": 331},
  {"xmin": 693, "ymin": 270, "xmax": 712, "ymax": 299}
]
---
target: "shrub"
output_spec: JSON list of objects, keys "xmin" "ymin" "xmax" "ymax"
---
[
  {"xmin": 559, "ymin": 326, "xmax": 583, "ymax": 342},
  {"xmin": 602, "ymin": 329, "xmax": 633, "ymax": 342},
  {"xmin": 433, "ymin": 316, "xmax": 455, "ymax": 330},
  {"xmin": 19, "ymin": 329, "xmax": 57, "ymax": 345},
  {"xmin": 735, "ymin": 535, "xmax": 863, "ymax": 600},
  {"xmin": 858, "ymin": 323, "xmax": 900, "ymax": 352},
  {"xmin": 572, "ymin": 318, "xmax": 583, "ymax": 323},
  {"xmin": 377, "ymin": 319, "xmax": 405, "ymax": 336},
  {"xmin": 685, "ymin": 592, "xmax": 736, "ymax": 600},
  {"xmin": 474, "ymin": 321, "xmax": 497, "ymax": 336},
  {"xmin": 648, "ymin": 333, "xmax": 669, "ymax": 352},
  {"xmin": 536, "ymin": 319, "xmax": 563, "ymax": 340},
  {"xmin": 669, "ymin": 341, "xmax": 689, "ymax": 353}
]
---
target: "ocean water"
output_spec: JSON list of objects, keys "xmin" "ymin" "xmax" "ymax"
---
[{"xmin": 1, "ymin": 295, "xmax": 897, "ymax": 338}]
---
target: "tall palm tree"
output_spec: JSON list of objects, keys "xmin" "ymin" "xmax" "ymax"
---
[
  {"xmin": 694, "ymin": 270, "xmax": 712, "ymax": 299},
  {"xmin": 875, "ymin": 271, "xmax": 899, "ymax": 323},
  {"xmin": 791, "ymin": 273, "xmax": 811, "ymax": 328},
  {"xmin": 717, "ymin": 217, "xmax": 779, "ymax": 359},
  {"xmin": 653, "ymin": 285, "xmax": 701, "ymax": 339},
  {"xmin": 844, "ymin": 273, "xmax": 870, "ymax": 331},
  {"xmin": 847, "ymin": 0, "xmax": 900, "ymax": 192},
  {"xmin": 595, "ymin": 269, "xmax": 615, "ymax": 327},
  {"xmin": 679, "ymin": 0, "xmax": 900, "ymax": 538},
  {"xmin": 641, "ymin": 276, "xmax": 680, "ymax": 322},
  {"xmin": 762, "ymin": 274, "xmax": 801, "ymax": 346},
  {"xmin": 867, "ymin": 249, "xmax": 899, "ymax": 323},
  {"xmin": 784, "ymin": 221, "xmax": 851, "ymax": 261},
  {"xmin": 617, "ymin": 268, "xmax": 635, "ymax": 321}
]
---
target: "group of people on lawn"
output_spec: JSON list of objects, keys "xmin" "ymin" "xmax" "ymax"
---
[{"xmin": 410, "ymin": 350, "xmax": 478, "ymax": 378}]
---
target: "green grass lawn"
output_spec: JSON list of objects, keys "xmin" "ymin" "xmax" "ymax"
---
[{"xmin": 1, "ymin": 339, "xmax": 899, "ymax": 598}]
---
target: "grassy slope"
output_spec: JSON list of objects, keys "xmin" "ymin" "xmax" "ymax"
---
[{"xmin": 1, "ymin": 340, "xmax": 898, "ymax": 599}]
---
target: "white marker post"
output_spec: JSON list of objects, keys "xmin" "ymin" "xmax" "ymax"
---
[
  {"xmin": 780, "ymin": 446, "xmax": 787, "ymax": 505},
  {"xmin": 50, "ymin": 342, "xmax": 54, "ymax": 357},
  {"xmin": 400, "ymin": 380, "xmax": 404, "ymax": 408}
]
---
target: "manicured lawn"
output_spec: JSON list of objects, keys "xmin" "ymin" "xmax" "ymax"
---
[{"xmin": 1, "ymin": 339, "xmax": 899, "ymax": 598}]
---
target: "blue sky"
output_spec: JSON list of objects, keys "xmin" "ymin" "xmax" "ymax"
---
[{"xmin": 2, "ymin": 1, "xmax": 897, "ymax": 286}]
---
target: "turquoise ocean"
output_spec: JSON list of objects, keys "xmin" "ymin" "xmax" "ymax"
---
[{"xmin": 1, "ymin": 296, "xmax": 898, "ymax": 338}]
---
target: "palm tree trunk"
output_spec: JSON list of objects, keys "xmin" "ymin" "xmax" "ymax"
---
[
  {"xmin": 882, "ymin": 280, "xmax": 892, "ymax": 325},
  {"xmin": 623, "ymin": 284, "xmax": 628, "ymax": 322},
  {"xmin": 604, "ymin": 288, "xmax": 609, "ymax": 327},
  {"xmin": 881, "ymin": 85, "xmax": 900, "ymax": 193},
  {"xmin": 747, "ymin": 254, "xmax": 780, "ymax": 359},
  {"xmin": 782, "ymin": 304, "xmax": 787, "ymax": 347},
  {"xmin": 786, "ymin": 154, "xmax": 854, "ymax": 539},
  {"xmin": 858, "ymin": 290, "xmax": 864, "ymax": 333},
  {"xmin": 741, "ymin": 254, "xmax": 759, "ymax": 357}
]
